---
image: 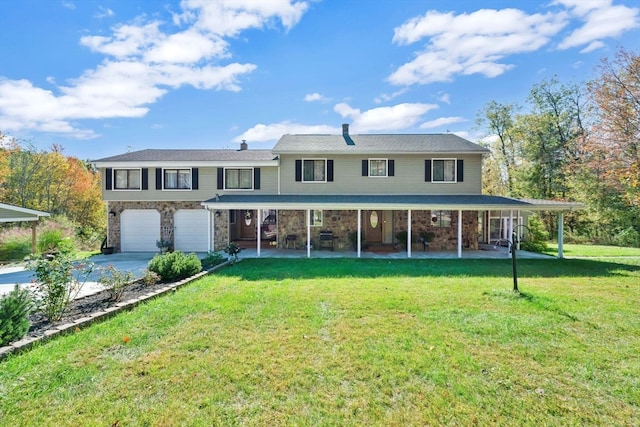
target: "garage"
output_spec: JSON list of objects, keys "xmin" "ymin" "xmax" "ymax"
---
[
  {"xmin": 121, "ymin": 209, "xmax": 160, "ymax": 252},
  {"xmin": 174, "ymin": 209, "xmax": 210, "ymax": 252}
]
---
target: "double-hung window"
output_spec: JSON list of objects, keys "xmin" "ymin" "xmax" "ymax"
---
[
  {"xmin": 114, "ymin": 169, "xmax": 141, "ymax": 190},
  {"xmin": 164, "ymin": 169, "xmax": 191, "ymax": 190},
  {"xmin": 369, "ymin": 159, "xmax": 388, "ymax": 177},
  {"xmin": 303, "ymin": 159, "xmax": 326, "ymax": 182},
  {"xmin": 432, "ymin": 159, "xmax": 456, "ymax": 182},
  {"xmin": 225, "ymin": 168, "xmax": 253, "ymax": 190}
]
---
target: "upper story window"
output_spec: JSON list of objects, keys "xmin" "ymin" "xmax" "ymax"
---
[
  {"xmin": 114, "ymin": 169, "xmax": 141, "ymax": 190},
  {"xmin": 432, "ymin": 159, "xmax": 456, "ymax": 182},
  {"xmin": 164, "ymin": 169, "xmax": 191, "ymax": 190},
  {"xmin": 225, "ymin": 168, "xmax": 253, "ymax": 190},
  {"xmin": 369, "ymin": 159, "xmax": 388, "ymax": 177},
  {"xmin": 303, "ymin": 159, "xmax": 326, "ymax": 182}
]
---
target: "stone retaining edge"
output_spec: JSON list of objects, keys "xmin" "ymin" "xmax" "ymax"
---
[{"xmin": 0, "ymin": 259, "xmax": 234, "ymax": 362}]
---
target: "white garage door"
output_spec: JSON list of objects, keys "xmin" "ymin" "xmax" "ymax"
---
[
  {"xmin": 121, "ymin": 210, "xmax": 160, "ymax": 252},
  {"xmin": 174, "ymin": 209, "xmax": 210, "ymax": 252}
]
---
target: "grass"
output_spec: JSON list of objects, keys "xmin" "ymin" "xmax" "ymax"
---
[
  {"xmin": 543, "ymin": 242, "xmax": 640, "ymax": 257},
  {"xmin": 1, "ymin": 258, "xmax": 639, "ymax": 426}
]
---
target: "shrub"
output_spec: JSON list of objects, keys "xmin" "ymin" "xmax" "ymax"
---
[
  {"xmin": 37, "ymin": 229, "xmax": 75, "ymax": 255},
  {"xmin": 224, "ymin": 243, "xmax": 241, "ymax": 262},
  {"xmin": 148, "ymin": 251, "xmax": 202, "ymax": 282},
  {"xmin": 28, "ymin": 256, "xmax": 94, "ymax": 322},
  {"xmin": 0, "ymin": 228, "xmax": 31, "ymax": 261},
  {"xmin": 0, "ymin": 285, "xmax": 33, "ymax": 346},
  {"xmin": 201, "ymin": 251, "xmax": 224, "ymax": 269},
  {"xmin": 520, "ymin": 215, "xmax": 548, "ymax": 253},
  {"xmin": 142, "ymin": 269, "xmax": 161, "ymax": 286},
  {"xmin": 98, "ymin": 265, "xmax": 135, "ymax": 302},
  {"xmin": 612, "ymin": 227, "xmax": 640, "ymax": 247}
]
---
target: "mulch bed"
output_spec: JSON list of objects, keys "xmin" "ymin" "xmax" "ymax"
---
[{"xmin": 26, "ymin": 280, "xmax": 168, "ymax": 339}]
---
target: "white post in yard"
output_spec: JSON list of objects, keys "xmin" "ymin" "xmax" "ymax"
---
[
  {"xmin": 307, "ymin": 209, "xmax": 312, "ymax": 258},
  {"xmin": 257, "ymin": 208, "xmax": 261, "ymax": 257},
  {"xmin": 558, "ymin": 212, "xmax": 564, "ymax": 259},
  {"xmin": 357, "ymin": 209, "xmax": 362, "ymax": 258},
  {"xmin": 407, "ymin": 209, "xmax": 412, "ymax": 258},
  {"xmin": 457, "ymin": 210, "xmax": 462, "ymax": 258},
  {"xmin": 208, "ymin": 209, "xmax": 212, "ymax": 253}
]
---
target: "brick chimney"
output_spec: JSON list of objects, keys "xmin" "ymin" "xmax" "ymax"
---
[{"xmin": 240, "ymin": 140, "xmax": 248, "ymax": 150}]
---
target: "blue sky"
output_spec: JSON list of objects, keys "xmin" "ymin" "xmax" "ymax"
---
[{"xmin": 1, "ymin": 0, "xmax": 638, "ymax": 160}]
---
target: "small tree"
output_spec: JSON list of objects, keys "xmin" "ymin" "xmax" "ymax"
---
[{"xmin": 0, "ymin": 285, "xmax": 34, "ymax": 346}]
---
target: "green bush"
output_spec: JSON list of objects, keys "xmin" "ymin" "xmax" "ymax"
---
[
  {"xmin": 0, "ymin": 235, "xmax": 31, "ymax": 261},
  {"xmin": 201, "ymin": 251, "xmax": 224, "ymax": 269},
  {"xmin": 148, "ymin": 251, "xmax": 202, "ymax": 282},
  {"xmin": 37, "ymin": 229, "xmax": 75, "ymax": 255},
  {"xmin": 612, "ymin": 227, "xmax": 640, "ymax": 247},
  {"xmin": 520, "ymin": 215, "xmax": 548, "ymax": 253},
  {"xmin": 0, "ymin": 285, "xmax": 34, "ymax": 346},
  {"xmin": 98, "ymin": 265, "xmax": 135, "ymax": 302}
]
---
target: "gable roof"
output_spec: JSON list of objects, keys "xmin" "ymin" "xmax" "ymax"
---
[
  {"xmin": 272, "ymin": 133, "xmax": 490, "ymax": 155},
  {"xmin": 92, "ymin": 149, "xmax": 278, "ymax": 167}
]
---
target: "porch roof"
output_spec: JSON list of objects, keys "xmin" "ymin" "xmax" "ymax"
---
[
  {"xmin": 0, "ymin": 203, "xmax": 51, "ymax": 222},
  {"xmin": 202, "ymin": 194, "xmax": 583, "ymax": 211}
]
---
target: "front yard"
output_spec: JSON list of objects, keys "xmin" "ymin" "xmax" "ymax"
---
[{"xmin": 1, "ymin": 257, "xmax": 639, "ymax": 426}]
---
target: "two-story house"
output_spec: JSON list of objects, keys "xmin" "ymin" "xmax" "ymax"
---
[{"xmin": 93, "ymin": 124, "xmax": 580, "ymax": 258}]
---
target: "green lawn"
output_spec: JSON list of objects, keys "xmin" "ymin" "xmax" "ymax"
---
[
  {"xmin": 1, "ymin": 258, "xmax": 639, "ymax": 426},
  {"xmin": 543, "ymin": 242, "xmax": 640, "ymax": 257}
]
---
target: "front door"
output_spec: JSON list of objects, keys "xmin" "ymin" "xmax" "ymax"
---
[
  {"xmin": 240, "ymin": 209, "xmax": 256, "ymax": 239},
  {"xmin": 365, "ymin": 210, "xmax": 383, "ymax": 244}
]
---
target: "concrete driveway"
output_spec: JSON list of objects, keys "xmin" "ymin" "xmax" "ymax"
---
[{"xmin": 0, "ymin": 252, "xmax": 158, "ymax": 298}]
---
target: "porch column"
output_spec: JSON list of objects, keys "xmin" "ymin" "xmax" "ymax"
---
[
  {"xmin": 457, "ymin": 210, "xmax": 462, "ymax": 258},
  {"xmin": 306, "ymin": 209, "xmax": 311, "ymax": 258},
  {"xmin": 31, "ymin": 222, "xmax": 37, "ymax": 254},
  {"xmin": 517, "ymin": 210, "xmax": 521, "ymax": 250},
  {"xmin": 508, "ymin": 210, "xmax": 514, "ymax": 257},
  {"xmin": 558, "ymin": 212, "xmax": 564, "ymax": 259},
  {"xmin": 207, "ymin": 209, "xmax": 212, "ymax": 252},
  {"xmin": 357, "ymin": 209, "xmax": 362, "ymax": 258},
  {"xmin": 407, "ymin": 209, "xmax": 412, "ymax": 258},
  {"xmin": 257, "ymin": 208, "xmax": 262, "ymax": 257}
]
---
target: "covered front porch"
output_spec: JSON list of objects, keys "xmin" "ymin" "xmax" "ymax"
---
[{"xmin": 203, "ymin": 195, "xmax": 582, "ymax": 259}]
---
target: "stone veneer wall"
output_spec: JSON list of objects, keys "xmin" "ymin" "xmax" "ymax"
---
[
  {"xmin": 277, "ymin": 210, "xmax": 358, "ymax": 250},
  {"xmin": 108, "ymin": 201, "xmax": 205, "ymax": 253},
  {"xmin": 393, "ymin": 210, "xmax": 478, "ymax": 251},
  {"xmin": 213, "ymin": 210, "xmax": 229, "ymax": 252}
]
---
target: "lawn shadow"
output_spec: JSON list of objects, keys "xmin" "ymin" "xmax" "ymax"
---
[{"xmin": 217, "ymin": 258, "xmax": 640, "ymax": 281}]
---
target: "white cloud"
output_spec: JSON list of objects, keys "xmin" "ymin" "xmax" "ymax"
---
[
  {"xmin": 235, "ymin": 121, "xmax": 337, "ymax": 142},
  {"xmin": 95, "ymin": 6, "xmax": 114, "ymax": 19},
  {"xmin": 61, "ymin": 1, "xmax": 75, "ymax": 10},
  {"xmin": 304, "ymin": 92, "xmax": 328, "ymax": 102},
  {"xmin": 555, "ymin": 0, "xmax": 639, "ymax": 50},
  {"xmin": 438, "ymin": 92, "xmax": 451, "ymax": 104},
  {"xmin": 373, "ymin": 88, "xmax": 408, "ymax": 104},
  {"xmin": 419, "ymin": 116, "xmax": 466, "ymax": 129},
  {"xmin": 2, "ymin": 0, "xmax": 309, "ymax": 139},
  {"xmin": 389, "ymin": 8, "xmax": 568, "ymax": 85},
  {"xmin": 334, "ymin": 102, "xmax": 438, "ymax": 132}
]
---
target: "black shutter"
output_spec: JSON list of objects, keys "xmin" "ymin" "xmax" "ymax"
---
[
  {"xmin": 362, "ymin": 160, "xmax": 368, "ymax": 176},
  {"xmin": 192, "ymin": 168, "xmax": 199, "ymax": 189},
  {"xmin": 425, "ymin": 160, "xmax": 431, "ymax": 182},
  {"xmin": 295, "ymin": 160, "xmax": 302, "ymax": 182},
  {"xmin": 142, "ymin": 168, "xmax": 148, "ymax": 190},
  {"xmin": 105, "ymin": 168, "xmax": 112, "ymax": 190},
  {"xmin": 217, "ymin": 168, "xmax": 224, "ymax": 190},
  {"xmin": 327, "ymin": 160, "xmax": 334, "ymax": 182},
  {"xmin": 457, "ymin": 160, "xmax": 464, "ymax": 182},
  {"xmin": 388, "ymin": 160, "xmax": 395, "ymax": 177},
  {"xmin": 156, "ymin": 168, "xmax": 162, "ymax": 190},
  {"xmin": 254, "ymin": 168, "xmax": 260, "ymax": 189}
]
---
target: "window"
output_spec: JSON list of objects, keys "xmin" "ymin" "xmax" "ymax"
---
[
  {"xmin": 225, "ymin": 168, "xmax": 253, "ymax": 190},
  {"xmin": 431, "ymin": 210, "xmax": 451, "ymax": 228},
  {"xmin": 303, "ymin": 159, "xmax": 326, "ymax": 182},
  {"xmin": 432, "ymin": 159, "xmax": 456, "ymax": 182},
  {"xmin": 164, "ymin": 169, "xmax": 191, "ymax": 190},
  {"xmin": 369, "ymin": 159, "xmax": 387, "ymax": 177},
  {"xmin": 114, "ymin": 169, "xmax": 141, "ymax": 190},
  {"xmin": 311, "ymin": 210, "xmax": 323, "ymax": 226}
]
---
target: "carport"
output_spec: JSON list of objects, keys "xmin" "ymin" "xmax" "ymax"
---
[{"xmin": 0, "ymin": 203, "xmax": 51, "ymax": 253}]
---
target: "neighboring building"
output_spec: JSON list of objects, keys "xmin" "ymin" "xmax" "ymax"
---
[{"xmin": 93, "ymin": 125, "xmax": 580, "ymax": 257}]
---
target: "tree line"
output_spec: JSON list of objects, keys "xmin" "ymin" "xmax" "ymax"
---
[
  {"xmin": 0, "ymin": 136, "xmax": 105, "ymax": 235},
  {"xmin": 476, "ymin": 47, "xmax": 639, "ymax": 246}
]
